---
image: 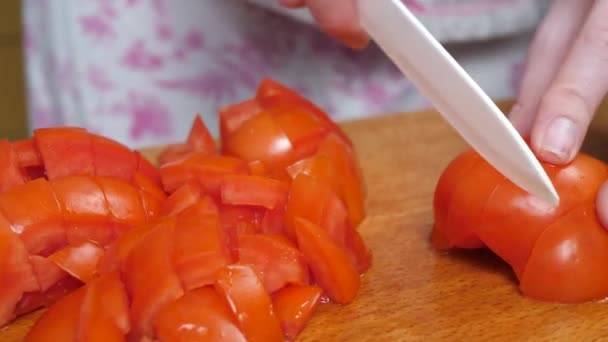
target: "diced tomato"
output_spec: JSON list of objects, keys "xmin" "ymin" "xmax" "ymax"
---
[
  {"xmin": 344, "ymin": 225, "xmax": 373, "ymax": 274},
  {"xmin": 123, "ymin": 219, "xmax": 184, "ymax": 339},
  {"xmin": 78, "ymin": 272, "xmax": 130, "ymax": 342},
  {"xmin": 223, "ymin": 111, "xmax": 296, "ymax": 170},
  {"xmin": 90, "ymin": 135, "xmax": 138, "ymax": 181},
  {"xmin": 220, "ymin": 174, "xmax": 289, "ymax": 210},
  {"xmin": 214, "ymin": 265, "xmax": 284, "ymax": 342},
  {"xmin": 50, "ymin": 176, "xmax": 111, "ymax": 225},
  {"xmin": 24, "ymin": 287, "xmax": 86, "ymax": 342},
  {"xmin": 15, "ymin": 276, "xmax": 83, "ymax": 318},
  {"xmin": 135, "ymin": 152, "xmax": 162, "ymax": 186},
  {"xmin": 154, "ymin": 287, "xmax": 247, "ymax": 342},
  {"xmin": 317, "ymin": 134, "xmax": 365, "ymax": 227},
  {"xmin": 29, "ymin": 255, "xmax": 68, "ymax": 292},
  {"xmin": 219, "ymin": 205, "xmax": 263, "ymax": 261},
  {"xmin": 12, "ymin": 138, "xmax": 42, "ymax": 169},
  {"xmin": 48, "ymin": 241, "xmax": 105, "ymax": 283},
  {"xmin": 272, "ymin": 285, "xmax": 323, "ymax": 341},
  {"xmin": 157, "ymin": 143, "xmax": 192, "ymax": 166},
  {"xmin": 33, "ymin": 127, "xmax": 95, "ymax": 179},
  {"xmin": 187, "ymin": 114, "xmax": 216, "ymax": 154},
  {"xmin": 160, "ymin": 153, "xmax": 249, "ymax": 195},
  {"xmin": 94, "ymin": 177, "xmax": 148, "ymax": 227},
  {"xmin": 256, "ymin": 78, "xmax": 352, "ymax": 147},
  {"xmin": 162, "ymin": 180, "xmax": 202, "ymax": 216},
  {"xmin": 176, "ymin": 196, "xmax": 219, "ymax": 222},
  {"xmin": 0, "ymin": 214, "xmax": 40, "ymax": 327},
  {"xmin": 294, "ymin": 217, "xmax": 360, "ymax": 304},
  {"xmin": 238, "ymin": 234, "xmax": 310, "ymax": 293},
  {"xmin": 0, "ymin": 139, "xmax": 26, "ymax": 193},
  {"xmin": 173, "ymin": 215, "xmax": 230, "ymax": 291},
  {"xmin": 131, "ymin": 172, "xmax": 167, "ymax": 220},
  {"xmin": 267, "ymin": 104, "xmax": 329, "ymax": 158},
  {"xmin": 0, "ymin": 179, "xmax": 66, "ymax": 256},
  {"xmin": 248, "ymin": 160, "xmax": 268, "ymax": 177},
  {"xmin": 260, "ymin": 199, "xmax": 287, "ymax": 236},
  {"xmin": 98, "ymin": 223, "xmax": 155, "ymax": 275},
  {"xmin": 219, "ymin": 98, "xmax": 262, "ymax": 142}
]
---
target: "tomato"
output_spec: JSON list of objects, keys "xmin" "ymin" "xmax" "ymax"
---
[
  {"xmin": 173, "ymin": 214, "xmax": 230, "ymax": 291},
  {"xmin": 223, "ymin": 111, "xmax": 296, "ymax": 170},
  {"xmin": 220, "ymin": 174, "xmax": 289, "ymax": 210},
  {"xmin": 0, "ymin": 139, "xmax": 26, "ymax": 192},
  {"xmin": 272, "ymin": 285, "xmax": 323, "ymax": 341},
  {"xmin": 48, "ymin": 242, "xmax": 105, "ymax": 283},
  {"xmin": 33, "ymin": 127, "xmax": 95, "ymax": 179},
  {"xmin": 0, "ymin": 214, "xmax": 39, "ymax": 327},
  {"xmin": 78, "ymin": 272, "xmax": 130, "ymax": 342},
  {"xmin": 160, "ymin": 153, "xmax": 249, "ymax": 195},
  {"xmin": 123, "ymin": 219, "xmax": 184, "ymax": 339},
  {"xmin": 90, "ymin": 135, "xmax": 138, "ymax": 181},
  {"xmin": 162, "ymin": 180, "xmax": 202, "ymax": 216},
  {"xmin": 248, "ymin": 160, "xmax": 268, "ymax": 177},
  {"xmin": 24, "ymin": 287, "xmax": 86, "ymax": 342},
  {"xmin": 432, "ymin": 148, "xmax": 608, "ymax": 302},
  {"xmin": 214, "ymin": 265, "xmax": 284, "ymax": 342},
  {"xmin": 219, "ymin": 98, "xmax": 262, "ymax": 143},
  {"xmin": 29, "ymin": 255, "xmax": 67, "ymax": 292},
  {"xmin": 154, "ymin": 287, "xmax": 247, "ymax": 342},
  {"xmin": 157, "ymin": 143, "xmax": 192, "ymax": 166},
  {"xmin": 293, "ymin": 217, "xmax": 360, "ymax": 304},
  {"xmin": 237, "ymin": 234, "xmax": 309, "ymax": 293},
  {"xmin": 187, "ymin": 115, "xmax": 216, "ymax": 154},
  {"xmin": 255, "ymin": 78, "xmax": 353, "ymax": 147}
]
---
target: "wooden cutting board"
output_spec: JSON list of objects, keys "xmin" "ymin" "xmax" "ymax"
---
[{"xmin": 4, "ymin": 100, "xmax": 608, "ymax": 341}]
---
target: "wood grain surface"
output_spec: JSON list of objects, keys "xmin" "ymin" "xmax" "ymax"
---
[{"xmin": 4, "ymin": 101, "xmax": 608, "ymax": 341}]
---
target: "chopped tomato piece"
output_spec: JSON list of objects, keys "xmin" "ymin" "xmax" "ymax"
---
[
  {"xmin": 154, "ymin": 287, "xmax": 247, "ymax": 342},
  {"xmin": 187, "ymin": 114, "xmax": 216, "ymax": 154},
  {"xmin": 0, "ymin": 139, "xmax": 26, "ymax": 192},
  {"xmin": 272, "ymin": 285, "xmax": 323, "ymax": 342},
  {"xmin": 219, "ymin": 98, "xmax": 261, "ymax": 142},
  {"xmin": 90, "ymin": 135, "xmax": 138, "ymax": 181},
  {"xmin": 173, "ymin": 214, "xmax": 230, "ymax": 291},
  {"xmin": 223, "ymin": 111, "xmax": 296, "ymax": 170},
  {"xmin": 123, "ymin": 219, "xmax": 184, "ymax": 339},
  {"xmin": 220, "ymin": 174, "xmax": 289, "ymax": 210},
  {"xmin": 48, "ymin": 241, "xmax": 105, "ymax": 283},
  {"xmin": 29, "ymin": 255, "xmax": 67, "ymax": 292},
  {"xmin": 157, "ymin": 143, "xmax": 192, "ymax": 166},
  {"xmin": 33, "ymin": 127, "xmax": 94, "ymax": 179},
  {"xmin": 162, "ymin": 180, "xmax": 202, "ymax": 216},
  {"xmin": 237, "ymin": 234, "xmax": 310, "ymax": 293},
  {"xmin": 12, "ymin": 138, "xmax": 42, "ymax": 169},
  {"xmin": 294, "ymin": 217, "xmax": 360, "ymax": 304},
  {"xmin": 214, "ymin": 265, "xmax": 284, "ymax": 342},
  {"xmin": 248, "ymin": 160, "xmax": 268, "ymax": 177},
  {"xmin": 24, "ymin": 287, "xmax": 86, "ymax": 342},
  {"xmin": 78, "ymin": 272, "xmax": 130, "ymax": 342}
]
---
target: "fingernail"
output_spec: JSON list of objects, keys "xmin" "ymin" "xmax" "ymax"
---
[{"xmin": 539, "ymin": 116, "xmax": 578, "ymax": 162}]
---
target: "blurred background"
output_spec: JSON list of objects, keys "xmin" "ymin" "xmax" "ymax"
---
[{"xmin": 0, "ymin": 2, "xmax": 27, "ymax": 141}]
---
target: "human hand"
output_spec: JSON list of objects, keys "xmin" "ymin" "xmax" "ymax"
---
[
  {"xmin": 278, "ymin": 0, "xmax": 369, "ymax": 49},
  {"xmin": 508, "ymin": 0, "xmax": 608, "ymax": 166}
]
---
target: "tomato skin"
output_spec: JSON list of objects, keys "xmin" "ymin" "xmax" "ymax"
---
[
  {"xmin": 154, "ymin": 287, "xmax": 247, "ymax": 342},
  {"xmin": 214, "ymin": 265, "xmax": 284, "ymax": 342},
  {"xmin": 294, "ymin": 217, "xmax": 360, "ymax": 304},
  {"xmin": 432, "ymin": 148, "xmax": 608, "ymax": 302},
  {"xmin": 34, "ymin": 127, "xmax": 95, "ymax": 180},
  {"xmin": 219, "ymin": 98, "xmax": 262, "ymax": 143},
  {"xmin": 272, "ymin": 285, "xmax": 323, "ymax": 342}
]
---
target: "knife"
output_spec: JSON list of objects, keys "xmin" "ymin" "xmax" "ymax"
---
[{"xmin": 357, "ymin": 0, "xmax": 559, "ymax": 206}]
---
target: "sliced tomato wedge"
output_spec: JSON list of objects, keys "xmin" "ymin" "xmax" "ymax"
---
[
  {"xmin": 162, "ymin": 180, "xmax": 202, "ymax": 216},
  {"xmin": 154, "ymin": 286, "xmax": 247, "ymax": 342},
  {"xmin": 90, "ymin": 135, "xmax": 138, "ymax": 181},
  {"xmin": 237, "ymin": 234, "xmax": 310, "ymax": 293},
  {"xmin": 214, "ymin": 265, "xmax": 284, "ymax": 342},
  {"xmin": 294, "ymin": 217, "xmax": 360, "ymax": 304},
  {"xmin": 157, "ymin": 143, "xmax": 192, "ymax": 166},
  {"xmin": 272, "ymin": 285, "xmax": 323, "ymax": 342},
  {"xmin": 29, "ymin": 255, "xmax": 67, "ymax": 292},
  {"xmin": 187, "ymin": 114, "xmax": 216, "ymax": 154}
]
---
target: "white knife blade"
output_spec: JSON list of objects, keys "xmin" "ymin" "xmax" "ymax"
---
[{"xmin": 357, "ymin": 0, "xmax": 559, "ymax": 206}]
